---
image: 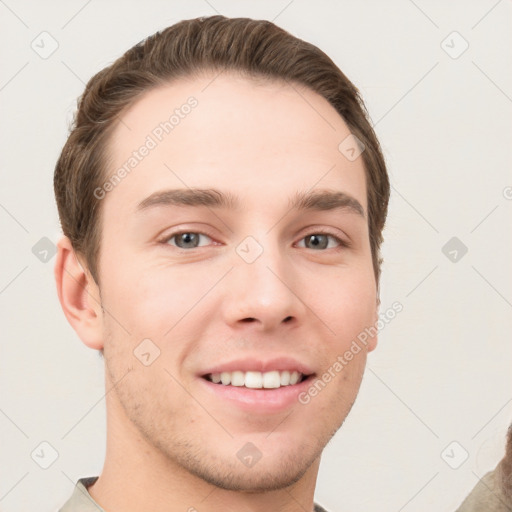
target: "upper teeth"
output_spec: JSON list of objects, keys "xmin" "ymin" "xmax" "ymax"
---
[{"xmin": 207, "ymin": 370, "xmax": 304, "ymax": 388}]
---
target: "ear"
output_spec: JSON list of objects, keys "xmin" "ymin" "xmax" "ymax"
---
[{"xmin": 54, "ymin": 236, "xmax": 104, "ymax": 350}]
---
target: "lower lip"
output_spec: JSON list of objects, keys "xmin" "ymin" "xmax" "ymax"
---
[{"xmin": 198, "ymin": 376, "xmax": 314, "ymax": 414}]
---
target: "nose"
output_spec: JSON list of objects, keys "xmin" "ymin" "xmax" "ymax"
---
[{"xmin": 220, "ymin": 237, "xmax": 306, "ymax": 332}]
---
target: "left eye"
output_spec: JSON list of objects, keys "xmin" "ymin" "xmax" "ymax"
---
[{"xmin": 296, "ymin": 233, "xmax": 345, "ymax": 250}]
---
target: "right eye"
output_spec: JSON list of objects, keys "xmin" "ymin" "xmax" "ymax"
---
[{"xmin": 160, "ymin": 231, "xmax": 214, "ymax": 250}]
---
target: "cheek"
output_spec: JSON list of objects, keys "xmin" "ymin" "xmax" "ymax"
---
[
  {"xmin": 101, "ymin": 256, "xmax": 212, "ymax": 339},
  {"xmin": 302, "ymin": 350, "xmax": 367, "ymax": 429},
  {"xmin": 318, "ymin": 272, "xmax": 377, "ymax": 346}
]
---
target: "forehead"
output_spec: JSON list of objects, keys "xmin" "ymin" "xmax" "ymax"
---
[{"xmin": 103, "ymin": 72, "xmax": 367, "ymax": 217}]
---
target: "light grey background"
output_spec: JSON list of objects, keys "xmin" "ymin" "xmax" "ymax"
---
[{"xmin": 1, "ymin": 1, "xmax": 511, "ymax": 511}]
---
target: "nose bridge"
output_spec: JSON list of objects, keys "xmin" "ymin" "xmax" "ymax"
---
[{"xmin": 223, "ymin": 232, "xmax": 302, "ymax": 329}]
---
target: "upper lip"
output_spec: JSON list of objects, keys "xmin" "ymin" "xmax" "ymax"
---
[{"xmin": 199, "ymin": 356, "xmax": 315, "ymax": 377}]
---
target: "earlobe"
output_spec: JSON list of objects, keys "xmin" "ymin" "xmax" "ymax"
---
[{"xmin": 54, "ymin": 236, "xmax": 104, "ymax": 351}]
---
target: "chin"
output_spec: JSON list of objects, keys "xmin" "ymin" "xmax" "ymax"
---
[
  {"xmin": 155, "ymin": 431, "xmax": 324, "ymax": 493},
  {"xmin": 188, "ymin": 454, "xmax": 315, "ymax": 492}
]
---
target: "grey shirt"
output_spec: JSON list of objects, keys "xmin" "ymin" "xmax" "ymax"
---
[
  {"xmin": 59, "ymin": 476, "xmax": 331, "ymax": 512},
  {"xmin": 455, "ymin": 469, "xmax": 512, "ymax": 512}
]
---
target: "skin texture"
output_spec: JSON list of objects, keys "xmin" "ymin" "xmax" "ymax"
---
[{"xmin": 55, "ymin": 73, "xmax": 379, "ymax": 512}]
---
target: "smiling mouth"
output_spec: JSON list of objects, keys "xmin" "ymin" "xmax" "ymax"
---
[{"xmin": 202, "ymin": 370, "xmax": 313, "ymax": 389}]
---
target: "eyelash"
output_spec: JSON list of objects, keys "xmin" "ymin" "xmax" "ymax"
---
[{"xmin": 158, "ymin": 229, "xmax": 350, "ymax": 251}]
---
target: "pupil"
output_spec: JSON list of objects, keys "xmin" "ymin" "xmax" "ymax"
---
[
  {"xmin": 179, "ymin": 233, "xmax": 198, "ymax": 248},
  {"xmin": 308, "ymin": 234, "xmax": 327, "ymax": 249}
]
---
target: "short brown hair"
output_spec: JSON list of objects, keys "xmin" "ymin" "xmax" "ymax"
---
[{"xmin": 54, "ymin": 15, "xmax": 390, "ymax": 287}]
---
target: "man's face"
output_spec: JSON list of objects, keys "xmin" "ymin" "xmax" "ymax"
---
[{"xmin": 95, "ymin": 73, "xmax": 378, "ymax": 491}]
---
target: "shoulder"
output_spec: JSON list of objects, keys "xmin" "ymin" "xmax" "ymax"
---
[
  {"xmin": 455, "ymin": 469, "xmax": 510, "ymax": 512},
  {"xmin": 58, "ymin": 476, "xmax": 103, "ymax": 512}
]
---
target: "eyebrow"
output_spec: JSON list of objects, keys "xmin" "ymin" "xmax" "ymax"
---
[{"xmin": 136, "ymin": 187, "xmax": 365, "ymax": 218}]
